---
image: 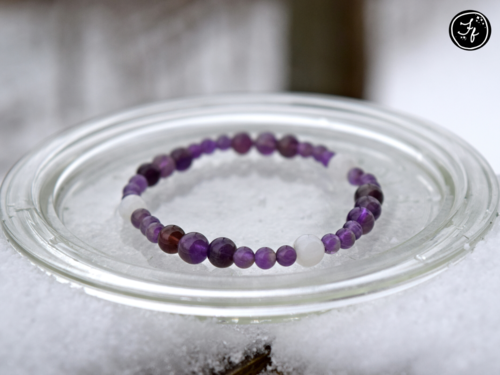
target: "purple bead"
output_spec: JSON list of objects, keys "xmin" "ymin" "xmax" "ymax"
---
[
  {"xmin": 343, "ymin": 220, "xmax": 363, "ymax": 239},
  {"xmin": 312, "ymin": 145, "xmax": 327, "ymax": 162},
  {"xmin": 171, "ymin": 147, "xmax": 193, "ymax": 171},
  {"xmin": 318, "ymin": 150, "xmax": 335, "ymax": 167},
  {"xmin": 152, "ymin": 154, "xmax": 176, "ymax": 177},
  {"xmin": 298, "ymin": 142, "xmax": 313, "ymax": 157},
  {"xmin": 201, "ymin": 138, "xmax": 217, "ymax": 154},
  {"xmin": 322, "ymin": 233, "xmax": 341, "ymax": 254},
  {"xmin": 233, "ymin": 247, "xmax": 255, "ymax": 269},
  {"xmin": 216, "ymin": 135, "xmax": 232, "ymax": 150},
  {"xmin": 122, "ymin": 183, "xmax": 141, "ymax": 197},
  {"xmin": 255, "ymin": 132, "xmax": 277, "ymax": 155},
  {"xmin": 131, "ymin": 208, "xmax": 150, "ymax": 229},
  {"xmin": 277, "ymin": 135, "xmax": 298, "ymax": 158},
  {"xmin": 128, "ymin": 174, "xmax": 148, "ymax": 193},
  {"xmin": 145, "ymin": 222, "xmax": 163, "ymax": 243},
  {"xmin": 137, "ymin": 163, "xmax": 161, "ymax": 186},
  {"xmin": 347, "ymin": 207, "xmax": 375, "ymax": 235},
  {"xmin": 255, "ymin": 247, "xmax": 276, "ymax": 270},
  {"xmin": 232, "ymin": 132, "xmax": 253, "ymax": 154},
  {"xmin": 360, "ymin": 173, "xmax": 378, "ymax": 186},
  {"xmin": 356, "ymin": 196, "xmax": 382, "ymax": 220},
  {"xmin": 178, "ymin": 232, "xmax": 209, "ymax": 264},
  {"xmin": 355, "ymin": 183, "xmax": 384, "ymax": 204},
  {"xmin": 348, "ymin": 168, "xmax": 364, "ymax": 186},
  {"xmin": 335, "ymin": 228, "xmax": 356, "ymax": 249},
  {"xmin": 140, "ymin": 216, "xmax": 159, "ymax": 235},
  {"xmin": 187, "ymin": 144, "xmax": 203, "ymax": 159},
  {"xmin": 207, "ymin": 237, "xmax": 237, "ymax": 268},
  {"xmin": 276, "ymin": 245, "xmax": 297, "ymax": 267}
]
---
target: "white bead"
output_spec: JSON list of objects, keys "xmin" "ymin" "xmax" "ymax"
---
[
  {"xmin": 118, "ymin": 195, "xmax": 147, "ymax": 220},
  {"xmin": 294, "ymin": 234, "xmax": 325, "ymax": 267}
]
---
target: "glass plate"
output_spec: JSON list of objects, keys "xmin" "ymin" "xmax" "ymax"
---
[{"xmin": 1, "ymin": 94, "xmax": 498, "ymax": 322}]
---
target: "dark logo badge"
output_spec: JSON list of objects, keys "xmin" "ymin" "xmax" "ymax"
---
[{"xmin": 449, "ymin": 10, "xmax": 491, "ymax": 50}]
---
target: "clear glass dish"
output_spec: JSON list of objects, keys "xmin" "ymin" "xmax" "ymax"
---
[{"xmin": 1, "ymin": 93, "xmax": 498, "ymax": 322}]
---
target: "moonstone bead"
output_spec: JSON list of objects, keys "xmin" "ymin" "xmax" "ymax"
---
[
  {"xmin": 145, "ymin": 222, "xmax": 163, "ymax": 243},
  {"xmin": 347, "ymin": 207, "xmax": 375, "ymax": 234},
  {"xmin": 343, "ymin": 220, "xmax": 363, "ymax": 239},
  {"xmin": 354, "ymin": 183, "xmax": 384, "ymax": 204},
  {"xmin": 293, "ymin": 234, "xmax": 325, "ymax": 267},
  {"xmin": 277, "ymin": 135, "xmax": 298, "ymax": 158},
  {"xmin": 216, "ymin": 135, "xmax": 232, "ymax": 150},
  {"xmin": 128, "ymin": 174, "xmax": 148, "ymax": 193},
  {"xmin": 276, "ymin": 245, "xmax": 297, "ymax": 267},
  {"xmin": 255, "ymin": 132, "xmax": 277, "ymax": 155},
  {"xmin": 158, "ymin": 225, "xmax": 185, "ymax": 254},
  {"xmin": 321, "ymin": 233, "xmax": 341, "ymax": 254},
  {"xmin": 201, "ymin": 138, "xmax": 216, "ymax": 154},
  {"xmin": 131, "ymin": 208, "xmax": 150, "ymax": 228},
  {"xmin": 118, "ymin": 195, "xmax": 146, "ymax": 220},
  {"xmin": 355, "ymin": 196, "xmax": 382, "ymax": 220},
  {"xmin": 335, "ymin": 228, "xmax": 356, "ymax": 249},
  {"xmin": 178, "ymin": 232, "xmax": 209, "ymax": 264},
  {"xmin": 255, "ymin": 247, "xmax": 276, "ymax": 269},
  {"xmin": 297, "ymin": 142, "xmax": 313, "ymax": 157},
  {"xmin": 152, "ymin": 154, "xmax": 176, "ymax": 177},
  {"xmin": 231, "ymin": 132, "xmax": 253, "ymax": 154},
  {"xmin": 137, "ymin": 163, "xmax": 161, "ymax": 186},
  {"xmin": 233, "ymin": 247, "xmax": 255, "ymax": 269},
  {"xmin": 140, "ymin": 216, "xmax": 160, "ymax": 235},
  {"xmin": 348, "ymin": 168, "xmax": 364, "ymax": 186},
  {"xmin": 171, "ymin": 147, "xmax": 193, "ymax": 171},
  {"xmin": 188, "ymin": 144, "xmax": 203, "ymax": 159},
  {"xmin": 208, "ymin": 237, "xmax": 237, "ymax": 268}
]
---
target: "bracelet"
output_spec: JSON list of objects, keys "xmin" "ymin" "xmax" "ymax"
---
[{"xmin": 118, "ymin": 132, "xmax": 384, "ymax": 269}]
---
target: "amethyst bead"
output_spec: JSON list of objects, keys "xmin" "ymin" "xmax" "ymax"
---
[
  {"xmin": 216, "ymin": 135, "xmax": 232, "ymax": 150},
  {"xmin": 312, "ymin": 145, "xmax": 327, "ymax": 162},
  {"xmin": 201, "ymin": 138, "xmax": 217, "ymax": 154},
  {"xmin": 277, "ymin": 135, "xmax": 299, "ymax": 158},
  {"xmin": 140, "ymin": 216, "xmax": 160, "ymax": 235},
  {"xmin": 187, "ymin": 144, "xmax": 203, "ymax": 159},
  {"xmin": 152, "ymin": 154, "xmax": 176, "ymax": 177},
  {"xmin": 348, "ymin": 168, "xmax": 364, "ymax": 186},
  {"xmin": 158, "ymin": 225, "xmax": 185, "ymax": 254},
  {"xmin": 171, "ymin": 147, "xmax": 193, "ymax": 171},
  {"xmin": 276, "ymin": 245, "xmax": 297, "ymax": 267},
  {"xmin": 137, "ymin": 163, "xmax": 161, "ymax": 186},
  {"xmin": 321, "ymin": 233, "xmax": 341, "ymax": 254},
  {"xmin": 145, "ymin": 222, "xmax": 163, "ymax": 243},
  {"xmin": 232, "ymin": 132, "xmax": 253, "ymax": 154},
  {"xmin": 318, "ymin": 150, "xmax": 335, "ymax": 167},
  {"xmin": 343, "ymin": 220, "xmax": 363, "ymax": 239},
  {"xmin": 122, "ymin": 183, "xmax": 141, "ymax": 197},
  {"xmin": 347, "ymin": 207, "xmax": 375, "ymax": 235},
  {"xmin": 233, "ymin": 247, "xmax": 255, "ymax": 269},
  {"xmin": 354, "ymin": 183, "xmax": 384, "ymax": 204},
  {"xmin": 360, "ymin": 173, "xmax": 378, "ymax": 186},
  {"xmin": 131, "ymin": 208, "xmax": 151, "ymax": 229},
  {"xmin": 298, "ymin": 142, "xmax": 313, "ymax": 157},
  {"xmin": 208, "ymin": 237, "xmax": 237, "ymax": 268},
  {"xmin": 355, "ymin": 196, "xmax": 382, "ymax": 220},
  {"xmin": 128, "ymin": 174, "xmax": 148, "ymax": 193},
  {"xmin": 255, "ymin": 132, "xmax": 277, "ymax": 155},
  {"xmin": 178, "ymin": 232, "xmax": 209, "ymax": 264},
  {"xmin": 335, "ymin": 228, "xmax": 356, "ymax": 249},
  {"xmin": 255, "ymin": 247, "xmax": 276, "ymax": 270}
]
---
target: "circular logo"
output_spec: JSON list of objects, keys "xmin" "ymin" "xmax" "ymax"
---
[{"xmin": 449, "ymin": 10, "xmax": 491, "ymax": 50}]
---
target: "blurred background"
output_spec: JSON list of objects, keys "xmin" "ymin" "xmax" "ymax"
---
[{"xmin": 0, "ymin": 0, "xmax": 499, "ymax": 175}]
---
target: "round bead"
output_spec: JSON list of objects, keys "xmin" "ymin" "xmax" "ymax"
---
[
  {"xmin": 348, "ymin": 168, "xmax": 364, "ymax": 186},
  {"xmin": 140, "ymin": 216, "xmax": 160, "ymax": 235},
  {"xmin": 178, "ymin": 232, "xmax": 209, "ymax": 264},
  {"xmin": 128, "ymin": 174, "xmax": 148, "ymax": 193},
  {"xmin": 322, "ymin": 233, "xmax": 341, "ymax": 254},
  {"xmin": 158, "ymin": 225, "xmax": 185, "ymax": 254},
  {"xmin": 360, "ymin": 173, "xmax": 378, "ymax": 186},
  {"xmin": 355, "ymin": 196, "xmax": 382, "ymax": 220},
  {"xmin": 187, "ymin": 144, "xmax": 203, "ymax": 159},
  {"xmin": 293, "ymin": 234, "xmax": 325, "ymax": 267},
  {"xmin": 347, "ymin": 207, "xmax": 375, "ymax": 235},
  {"xmin": 118, "ymin": 195, "xmax": 147, "ymax": 220},
  {"xmin": 335, "ymin": 228, "xmax": 356, "ymax": 249},
  {"xmin": 152, "ymin": 154, "xmax": 176, "ymax": 177},
  {"xmin": 297, "ymin": 142, "xmax": 313, "ymax": 157},
  {"xmin": 277, "ymin": 135, "xmax": 299, "ymax": 158},
  {"xmin": 233, "ymin": 247, "xmax": 255, "ymax": 269},
  {"xmin": 276, "ymin": 245, "xmax": 297, "ymax": 267},
  {"xmin": 255, "ymin": 132, "xmax": 277, "ymax": 155},
  {"xmin": 131, "ymin": 208, "xmax": 150, "ymax": 228},
  {"xmin": 354, "ymin": 183, "xmax": 384, "ymax": 204},
  {"xmin": 122, "ymin": 183, "xmax": 141, "ymax": 197},
  {"xmin": 201, "ymin": 138, "xmax": 217, "ymax": 154},
  {"xmin": 145, "ymin": 222, "xmax": 163, "ymax": 243},
  {"xmin": 171, "ymin": 147, "xmax": 193, "ymax": 171},
  {"xmin": 231, "ymin": 132, "xmax": 253, "ymax": 154},
  {"xmin": 343, "ymin": 220, "xmax": 363, "ymax": 239},
  {"xmin": 207, "ymin": 237, "xmax": 237, "ymax": 268},
  {"xmin": 216, "ymin": 135, "xmax": 232, "ymax": 150},
  {"xmin": 255, "ymin": 247, "xmax": 276, "ymax": 270},
  {"xmin": 137, "ymin": 163, "xmax": 161, "ymax": 186}
]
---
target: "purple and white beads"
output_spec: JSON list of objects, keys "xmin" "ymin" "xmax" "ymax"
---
[{"xmin": 118, "ymin": 132, "xmax": 384, "ymax": 270}]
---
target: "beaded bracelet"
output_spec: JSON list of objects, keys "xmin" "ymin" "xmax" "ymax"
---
[{"xmin": 118, "ymin": 132, "xmax": 384, "ymax": 269}]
